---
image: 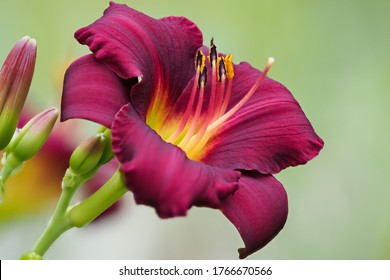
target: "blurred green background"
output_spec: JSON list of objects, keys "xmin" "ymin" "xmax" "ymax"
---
[{"xmin": 1, "ymin": 0, "xmax": 390, "ymax": 259}]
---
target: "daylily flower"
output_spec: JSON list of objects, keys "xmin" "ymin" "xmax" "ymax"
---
[{"xmin": 61, "ymin": 2, "xmax": 323, "ymax": 258}]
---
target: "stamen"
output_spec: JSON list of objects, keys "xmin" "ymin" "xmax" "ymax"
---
[
  {"xmin": 225, "ymin": 54, "xmax": 234, "ymax": 79},
  {"xmin": 147, "ymin": 35, "xmax": 274, "ymax": 162},
  {"xmin": 195, "ymin": 50, "xmax": 206, "ymax": 73},
  {"xmin": 218, "ymin": 57, "xmax": 226, "ymax": 81},
  {"xmin": 212, "ymin": 57, "xmax": 225, "ymax": 121},
  {"xmin": 187, "ymin": 57, "xmax": 274, "ymax": 159},
  {"xmin": 219, "ymin": 76, "xmax": 233, "ymax": 118},
  {"xmin": 210, "ymin": 57, "xmax": 274, "ymax": 131},
  {"xmin": 209, "ymin": 38, "xmax": 217, "ymax": 67},
  {"xmin": 177, "ymin": 66, "xmax": 207, "ymax": 148},
  {"xmin": 166, "ymin": 51, "xmax": 205, "ymax": 143},
  {"xmin": 184, "ymin": 39, "xmax": 226, "ymax": 149},
  {"xmin": 218, "ymin": 55, "xmax": 233, "ymax": 118},
  {"xmin": 206, "ymin": 38, "xmax": 219, "ymax": 127}
]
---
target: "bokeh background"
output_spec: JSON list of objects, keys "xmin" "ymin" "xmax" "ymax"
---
[{"xmin": 1, "ymin": 0, "xmax": 390, "ymax": 259}]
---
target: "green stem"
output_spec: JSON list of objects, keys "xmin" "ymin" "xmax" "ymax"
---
[
  {"xmin": 68, "ymin": 170, "xmax": 127, "ymax": 228},
  {"xmin": 31, "ymin": 189, "xmax": 75, "ymax": 255},
  {"xmin": 0, "ymin": 162, "xmax": 14, "ymax": 181},
  {"xmin": 30, "ymin": 172, "xmax": 81, "ymax": 256},
  {"xmin": 21, "ymin": 169, "xmax": 127, "ymax": 259},
  {"xmin": 0, "ymin": 153, "xmax": 23, "ymax": 202}
]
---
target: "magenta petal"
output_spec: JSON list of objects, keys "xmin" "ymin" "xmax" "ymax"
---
[
  {"xmin": 61, "ymin": 55, "xmax": 130, "ymax": 127},
  {"xmin": 220, "ymin": 172, "xmax": 288, "ymax": 259},
  {"xmin": 203, "ymin": 62, "xmax": 324, "ymax": 174},
  {"xmin": 112, "ymin": 103, "xmax": 240, "ymax": 218},
  {"xmin": 75, "ymin": 2, "xmax": 203, "ymax": 118}
]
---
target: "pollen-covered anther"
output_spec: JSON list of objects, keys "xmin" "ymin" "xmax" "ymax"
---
[
  {"xmin": 195, "ymin": 50, "xmax": 205, "ymax": 73},
  {"xmin": 218, "ymin": 57, "xmax": 226, "ymax": 81},
  {"xmin": 224, "ymin": 54, "xmax": 234, "ymax": 79}
]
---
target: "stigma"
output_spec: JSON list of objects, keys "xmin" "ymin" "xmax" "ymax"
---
[{"xmin": 147, "ymin": 39, "xmax": 274, "ymax": 161}]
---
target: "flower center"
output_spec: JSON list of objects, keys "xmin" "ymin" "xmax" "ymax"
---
[{"xmin": 146, "ymin": 39, "xmax": 273, "ymax": 161}]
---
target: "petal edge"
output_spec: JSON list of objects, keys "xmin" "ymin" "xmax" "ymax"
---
[{"xmin": 220, "ymin": 172, "xmax": 288, "ymax": 259}]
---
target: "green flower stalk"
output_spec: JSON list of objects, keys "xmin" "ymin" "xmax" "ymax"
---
[
  {"xmin": 0, "ymin": 36, "xmax": 37, "ymax": 150},
  {"xmin": 0, "ymin": 108, "xmax": 58, "ymax": 201},
  {"xmin": 20, "ymin": 129, "xmax": 123, "ymax": 259}
]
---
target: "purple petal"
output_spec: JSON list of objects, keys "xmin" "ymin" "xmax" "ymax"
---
[
  {"xmin": 75, "ymin": 2, "xmax": 203, "ymax": 119},
  {"xmin": 61, "ymin": 55, "xmax": 131, "ymax": 127},
  {"xmin": 220, "ymin": 171, "xmax": 288, "ymax": 259},
  {"xmin": 202, "ymin": 62, "xmax": 324, "ymax": 174},
  {"xmin": 111, "ymin": 103, "xmax": 240, "ymax": 218}
]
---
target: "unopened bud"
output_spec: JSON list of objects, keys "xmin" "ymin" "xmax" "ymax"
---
[
  {"xmin": 8, "ymin": 108, "xmax": 58, "ymax": 162},
  {"xmin": 70, "ymin": 134, "xmax": 106, "ymax": 175},
  {"xmin": 97, "ymin": 128, "xmax": 114, "ymax": 166},
  {"xmin": 0, "ymin": 36, "xmax": 37, "ymax": 149}
]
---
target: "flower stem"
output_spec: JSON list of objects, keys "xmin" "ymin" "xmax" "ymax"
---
[
  {"xmin": 31, "ymin": 191, "xmax": 74, "ymax": 256},
  {"xmin": 21, "ymin": 169, "xmax": 127, "ymax": 259},
  {"xmin": 0, "ymin": 153, "xmax": 23, "ymax": 203},
  {"xmin": 68, "ymin": 170, "xmax": 127, "ymax": 228},
  {"xmin": 30, "ymin": 173, "xmax": 81, "ymax": 256}
]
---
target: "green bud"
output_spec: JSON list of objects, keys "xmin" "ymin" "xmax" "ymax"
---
[
  {"xmin": 97, "ymin": 128, "xmax": 114, "ymax": 166},
  {"xmin": 69, "ymin": 134, "xmax": 106, "ymax": 175},
  {"xmin": 8, "ymin": 108, "xmax": 58, "ymax": 162},
  {"xmin": 0, "ymin": 36, "xmax": 37, "ymax": 149}
]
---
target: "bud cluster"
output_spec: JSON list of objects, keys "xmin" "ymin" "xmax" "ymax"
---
[
  {"xmin": 0, "ymin": 37, "xmax": 39, "ymax": 201},
  {"xmin": 0, "ymin": 37, "xmax": 61, "ymax": 202}
]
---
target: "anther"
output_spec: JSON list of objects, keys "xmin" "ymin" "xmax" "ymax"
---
[
  {"xmin": 218, "ymin": 57, "xmax": 226, "ymax": 81},
  {"xmin": 209, "ymin": 38, "xmax": 218, "ymax": 66},
  {"xmin": 198, "ymin": 66, "xmax": 207, "ymax": 88},
  {"xmin": 224, "ymin": 54, "xmax": 234, "ymax": 79},
  {"xmin": 195, "ymin": 50, "xmax": 205, "ymax": 72}
]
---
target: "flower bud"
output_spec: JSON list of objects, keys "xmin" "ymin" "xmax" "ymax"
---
[
  {"xmin": 8, "ymin": 108, "xmax": 58, "ymax": 162},
  {"xmin": 97, "ymin": 127, "xmax": 114, "ymax": 166},
  {"xmin": 0, "ymin": 36, "xmax": 37, "ymax": 149},
  {"xmin": 69, "ymin": 134, "xmax": 106, "ymax": 175}
]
